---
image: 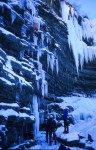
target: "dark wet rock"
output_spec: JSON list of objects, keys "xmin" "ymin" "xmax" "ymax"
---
[
  {"xmin": 0, "ymin": 60, "xmax": 3, "ymax": 71},
  {"xmin": 0, "ymin": 28, "xmax": 29, "ymax": 57},
  {"xmin": 20, "ymin": 107, "xmax": 30, "ymax": 114},
  {"xmin": 22, "ymin": 66, "xmax": 33, "ymax": 80},
  {"xmin": 55, "ymin": 97, "xmax": 63, "ymax": 103},
  {"xmin": 0, "ymin": 2, "xmax": 24, "ymax": 36},
  {"xmin": 11, "ymin": 59, "xmax": 22, "ymax": 73},
  {"xmin": 59, "ymin": 144, "xmax": 70, "ymax": 150},
  {"xmin": 0, "ymin": 104, "xmax": 19, "ymax": 112},
  {"xmin": 0, "ymin": 78, "xmax": 16, "ymax": 103}
]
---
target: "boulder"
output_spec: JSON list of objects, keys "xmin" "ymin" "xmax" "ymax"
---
[{"xmin": 58, "ymin": 132, "xmax": 80, "ymax": 147}]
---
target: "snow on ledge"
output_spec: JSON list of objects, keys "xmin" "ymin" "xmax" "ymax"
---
[
  {"xmin": 0, "ymin": 109, "xmax": 18, "ymax": 118},
  {"xmin": 0, "ymin": 102, "xmax": 19, "ymax": 107}
]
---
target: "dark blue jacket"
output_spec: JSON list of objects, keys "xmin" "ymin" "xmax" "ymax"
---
[{"xmin": 63, "ymin": 109, "xmax": 68, "ymax": 121}]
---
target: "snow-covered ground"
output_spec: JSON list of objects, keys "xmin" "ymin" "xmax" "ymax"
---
[
  {"xmin": 29, "ymin": 95, "xmax": 96, "ymax": 149},
  {"xmin": 56, "ymin": 95, "xmax": 96, "ymax": 149},
  {"xmin": 29, "ymin": 131, "xmax": 60, "ymax": 150}
]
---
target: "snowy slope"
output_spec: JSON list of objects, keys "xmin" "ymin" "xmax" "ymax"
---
[{"xmin": 56, "ymin": 96, "xmax": 96, "ymax": 149}]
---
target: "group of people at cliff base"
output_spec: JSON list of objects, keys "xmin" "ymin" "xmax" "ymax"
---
[
  {"xmin": 45, "ymin": 107, "xmax": 69, "ymax": 145},
  {"xmin": 46, "ymin": 115, "xmax": 57, "ymax": 145}
]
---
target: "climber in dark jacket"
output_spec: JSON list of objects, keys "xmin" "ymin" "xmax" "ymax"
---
[
  {"xmin": 63, "ymin": 107, "xmax": 69, "ymax": 133},
  {"xmin": 47, "ymin": 115, "xmax": 57, "ymax": 145}
]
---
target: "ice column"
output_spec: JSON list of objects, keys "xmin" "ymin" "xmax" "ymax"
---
[{"xmin": 32, "ymin": 94, "xmax": 39, "ymax": 136}]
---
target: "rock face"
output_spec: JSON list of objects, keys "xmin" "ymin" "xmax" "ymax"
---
[
  {"xmin": 38, "ymin": 0, "xmax": 77, "ymax": 96},
  {"xmin": 0, "ymin": 0, "xmax": 59, "ymax": 148}
]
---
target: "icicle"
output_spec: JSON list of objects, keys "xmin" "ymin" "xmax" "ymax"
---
[
  {"xmin": 6, "ymin": 57, "xmax": 12, "ymax": 70},
  {"xmin": 41, "ymin": 32, "xmax": 44, "ymax": 47},
  {"xmin": 56, "ymin": 58, "xmax": 59, "ymax": 74},
  {"xmin": 60, "ymin": 0, "xmax": 70, "ymax": 23},
  {"xmin": 82, "ymin": 18, "xmax": 92, "ymax": 40},
  {"xmin": 41, "ymin": 70, "xmax": 45, "ymax": 80},
  {"xmin": 37, "ymin": 49, "xmax": 42, "ymax": 61},
  {"xmin": 11, "ymin": 10, "xmax": 16, "ymax": 24},
  {"xmin": 21, "ymin": 25, "xmax": 27, "ymax": 38},
  {"xmin": 16, "ymin": 91, "xmax": 20, "ymax": 101},
  {"xmin": 19, "ymin": 80, "xmax": 22, "ymax": 92},
  {"xmin": 19, "ymin": 0, "xmax": 36, "ymax": 16},
  {"xmin": 36, "ymin": 79, "xmax": 40, "ymax": 90},
  {"xmin": 33, "ymin": 34, "xmax": 38, "ymax": 45},
  {"xmin": 50, "ymin": 53, "xmax": 54, "ymax": 72},
  {"xmin": 46, "ymin": 36, "xmax": 49, "ymax": 44},
  {"xmin": 41, "ymin": 81, "xmax": 44, "ymax": 97},
  {"xmin": 38, "ymin": 62, "xmax": 42, "ymax": 73},
  {"xmin": 44, "ymin": 81, "xmax": 48, "ymax": 96},
  {"xmin": 40, "ymin": 70, "xmax": 46, "ymax": 97},
  {"xmin": 47, "ymin": 53, "xmax": 50, "ymax": 68},
  {"xmin": 20, "ymin": 50, "xmax": 24, "ymax": 60},
  {"xmin": 71, "ymin": 7, "xmax": 74, "ymax": 17}
]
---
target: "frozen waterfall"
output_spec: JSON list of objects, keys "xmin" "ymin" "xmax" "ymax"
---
[{"xmin": 60, "ymin": 1, "xmax": 96, "ymax": 72}]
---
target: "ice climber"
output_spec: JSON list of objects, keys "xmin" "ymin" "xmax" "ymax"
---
[{"xmin": 63, "ymin": 107, "xmax": 69, "ymax": 133}]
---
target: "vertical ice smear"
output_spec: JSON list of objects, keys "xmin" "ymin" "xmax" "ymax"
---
[
  {"xmin": 41, "ymin": 32, "xmax": 44, "ymax": 47},
  {"xmin": 56, "ymin": 58, "xmax": 59, "ymax": 74},
  {"xmin": 40, "ymin": 70, "xmax": 48, "ymax": 97},
  {"xmin": 19, "ymin": 80, "xmax": 22, "ymax": 92},
  {"xmin": 82, "ymin": 18, "xmax": 92, "ymax": 40},
  {"xmin": 41, "ymin": 70, "xmax": 45, "ymax": 81},
  {"xmin": 6, "ymin": 57, "xmax": 12, "ymax": 70},
  {"xmin": 42, "ymin": 81, "xmax": 44, "ymax": 97},
  {"xmin": 36, "ymin": 79, "xmax": 40, "ymax": 90},
  {"xmin": 32, "ymin": 94, "xmax": 39, "ymax": 136},
  {"xmin": 50, "ymin": 53, "xmax": 54, "ymax": 72},
  {"xmin": 47, "ymin": 52, "xmax": 55, "ymax": 72},
  {"xmin": 37, "ymin": 48, "xmax": 42, "ymax": 61},
  {"xmin": 47, "ymin": 53, "xmax": 50, "ymax": 68},
  {"xmin": 11, "ymin": 10, "xmax": 16, "ymax": 24},
  {"xmin": 20, "ymin": 50, "xmax": 24, "ymax": 60},
  {"xmin": 44, "ymin": 81, "xmax": 48, "ymax": 96},
  {"xmin": 60, "ymin": 0, "xmax": 69, "ymax": 23},
  {"xmin": 38, "ymin": 62, "xmax": 42, "ymax": 73},
  {"xmin": 33, "ymin": 34, "xmax": 38, "ymax": 45},
  {"xmin": 20, "ymin": 0, "xmax": 36, "ymax": 16},
  {"xmin": 60, "ymin": 1, "xmax": 96, "ymax": 72}
]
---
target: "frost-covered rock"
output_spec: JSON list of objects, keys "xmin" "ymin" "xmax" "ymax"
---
[{"xmin": 0, "ymin": 48, "xmax": 7, "ymax": 61}]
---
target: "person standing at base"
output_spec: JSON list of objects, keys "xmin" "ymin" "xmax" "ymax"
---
[
  {"xmin": 47, "ymin": 115, "xmax": 57, "ymax": 145},
  {"xmin": 63, "ymin": 107, "xmax": 69, "ymax": 133}
]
